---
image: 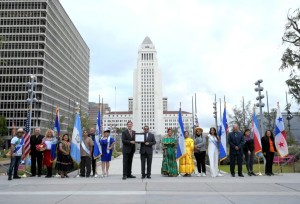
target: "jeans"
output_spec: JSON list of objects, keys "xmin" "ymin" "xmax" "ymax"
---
[
  {"xmin": 8, "ymin": 156, "xmax": 22, "ymax": 177},
  {"xmin": 244, "ymin": 150, "xmax": 254, "ymax": 173}
]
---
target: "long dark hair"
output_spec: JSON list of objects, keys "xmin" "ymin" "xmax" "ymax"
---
[
  {"xmin": 62, "ymin": 133, "xmax": 70, "ymax": 142},
  {"xmin": 209, "ymin": 127, "xmax": 217, "ymax": 136},
  {"xmin": 264, "ymin": 130, "xmax": 274, "ymax": 140}
]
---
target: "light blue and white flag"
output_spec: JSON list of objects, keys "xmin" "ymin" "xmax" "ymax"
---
[
  {"xmin": 94, "ymin": 111, "xmax": 102, "ymax": 158},
  {"xmin": 70, "ymin": 112, "xmax": 82, "ymax": 164},
  {"xmin": 176, "ymin": 107, "xmax": 186, "ymax": 159},
  {"xmin": 218, "ymin": 104, "xmax": 228, "ymax": 161}
]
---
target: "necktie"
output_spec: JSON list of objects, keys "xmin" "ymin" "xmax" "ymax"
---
[{"xmin": 129, "ymin": 130, "xmax": 132, "ymax": 138}]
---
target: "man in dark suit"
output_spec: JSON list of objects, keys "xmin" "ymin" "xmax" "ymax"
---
[
  {"xmin": 228, "ymin": 124, "xmax": 245, "ymax": 177},
  {"xmin": 140, "ymin": 125, "xmax": 156, "ymax": 179},
  {"xmin": 122, "ymin": 121, "xmax": 136, "ymax": 180},
  {"xmin": 30, "ymin": 128, "xmax": 44, "ymax": 177}
]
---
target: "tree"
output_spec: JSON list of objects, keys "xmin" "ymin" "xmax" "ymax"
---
[
  {"xmin": 228, "ymin": 100, "xmax": 253, "ymax": 131},
  {"xmin": 281, "ymin": 8, "xmax": 300, "ymax": 104},
  {"xmin": 0, "ymin": 115, "xmax": 8, "ymax": 137}
]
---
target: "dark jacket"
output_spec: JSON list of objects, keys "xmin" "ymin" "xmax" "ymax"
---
[
  {"xmin": 228, "ymin": 131, "xmax": 244, "ymax": 155},
  {"xmin": 122, "ymin": 129, "xmax": 136, "ymax": 154},
  {"xmin": 261, "ymin": 136, "xmax": 277, "ymax": 154},
  {"xmin": 243, "ymin": 138, "xmax": 254, "ymax": 152},
  {"xmin": 30, "ymin": 134, "xmax": 44, "ymax": 154},
  {"xmin": 140, "ymin": 132, "xmax": 156, "ymax": 154}
]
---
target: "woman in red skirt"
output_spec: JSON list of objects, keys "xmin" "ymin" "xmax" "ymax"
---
[{"xmin": 43, "ymin": 129, "xmax": 54, "ymax": 178}]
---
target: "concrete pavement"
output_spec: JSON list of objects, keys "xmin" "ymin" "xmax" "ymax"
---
[{"xmin": 0, "ymin": 153, "xmax": 300, "ymax": 204}]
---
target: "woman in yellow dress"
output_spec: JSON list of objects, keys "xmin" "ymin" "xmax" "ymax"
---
[{"xmin": 179, "ymin": 131, "xmax": 195, "ymax": 176}]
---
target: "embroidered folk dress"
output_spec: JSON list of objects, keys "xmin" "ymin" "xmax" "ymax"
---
[
  {"xmin": 179, "ymin": 137, "xmax": 195, "ymax": 175},
  {"xmin": 55, "ymin": 141, "xmax": 74, "ymax": 173},
  {"xmin": 161, "ymin": 137, "xmax": 178, "ymax": 177}
]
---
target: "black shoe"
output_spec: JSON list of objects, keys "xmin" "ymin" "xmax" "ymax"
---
[
  {"xmin": 266, "ymin": 173, "xmax": 271, "ymax": 176},
  {"xmin": 248, "ymin": 172, "xmax": 252, "ymax": 176},
  {"xmin": 251, "ymin": 172, "xmax": 257, "ymax": 176},
  {"xmin": 270, "ymin": 173, "xmax": 274, "ymax": 176},
  {"xmin": 38, "ymin": 175, "xmax": 42, "ymax": 177},
  {"xmin": 231, "ymin": 174, "xmax": 235, "ymax": 177},
  {"xmin": 30, "ymin": 175, "xmax": 36, "ymax": 177},
  {"xmin": 8, "ymin": 177, "xmax": 12, "ymax": 181},
  {"xmin": 127, "ymin": 175, "xmax": 136, "ymax": 178},
  {"xmin": 122, "ymin": 176, "xmax": 127, "ymax": 180},
  {"xmin": 45, "ymin": 175, "xmax": 52, "ymax": 178},
  {"xmin": 141, "ymin": 175, "xmax": 145, "ymax": 179},
  {"xmin": 13, "ymin": 176, "xmax": 21, "ymax": 179},
  {"xmin": 147, "ymin": 176, "xmax": 151, "ymax": 179},
  {"xmin": 238, "ymin": 174, "xmax": 244, "ymax": 177}
]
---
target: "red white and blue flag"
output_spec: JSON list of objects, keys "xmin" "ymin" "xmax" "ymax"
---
[
  {"xmin": 274, "ymin": 103, "xmax": 288, "ymax": 157},
  {"xmin": 252, "ymin": 111, "xmax": 262, "ymax": 155},
  {"xmin": 22, "ymin": 110, "xmax": 31, "ymax": 160}
]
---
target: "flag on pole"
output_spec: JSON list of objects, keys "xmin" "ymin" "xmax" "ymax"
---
[
  {"xmin": 176, "ymin": 107, "xmax": 186, "ymax": 159},
  {"xmin": 218, "ymin": 104, "xmax": 227, "ymax": 161},
  {"xmin": 53, "ymin": 106, "xmax": 61, "ymax": 139},
  {"xmin": 93, "ymin": 111, "xmax": 102, "ymax": 158},
  {"xmin": 51, "ymin": 106, "xmax": 60, "ymax": 161},
  {"xmin": 252, "ymin": 111, "xmax": 262, "ymax": 156},
  {"xmin": 22, "ymin": 111, "xmax": 31, "ymax": 160},
  {"xmin": 70, "ymin": 112, "xmax": 82, "ymax": 164},
  {"xmin": 274, "ymin": 103, "xmax": 289, "ymax": 157}
]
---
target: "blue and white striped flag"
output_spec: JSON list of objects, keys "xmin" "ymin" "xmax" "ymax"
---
[
  {"xmin": 218, "ymin": 105, "xmax": 228, "ymax": 161},
  {"xmin": 176, "ymin": 107, "xmax": 186, "ymax": 159},
  {"xmin": 94, "ymin": 111, "xmax": 102, "ymax": 158},
  {"xmin": 70, "ymin": 112, "xmax": 82, "ymax": 164}
]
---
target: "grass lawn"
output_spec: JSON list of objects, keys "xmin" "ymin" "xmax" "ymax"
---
[{"xmin": 219, "ymin": 162, "xmax": 300, "ymax": 173}]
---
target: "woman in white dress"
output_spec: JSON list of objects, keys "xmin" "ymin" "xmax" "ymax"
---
[{"xmin": 208, "ymin": 127, "xmax": 221, "ymax": 177}]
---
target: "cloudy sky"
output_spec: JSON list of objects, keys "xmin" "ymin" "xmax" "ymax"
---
[{"xmin": 60, "ymin": 0, "xmax": 299, "ymax": 130}]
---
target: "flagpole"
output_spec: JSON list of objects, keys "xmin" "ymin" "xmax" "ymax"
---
[
  {"xmin": 254, "ymin": 105, "xmax": 263, "ymax": 176},
  {"xmin": 192, "ymin": 96, "xmax": 194, "ymax": 137}
]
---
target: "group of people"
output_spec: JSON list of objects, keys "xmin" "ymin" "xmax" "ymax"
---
[
  {"xmin": 8, "ymin": 121, "xmax": 278, "ymax": 181},
  {"xmin": 161, "ymin": 123, "xmax": 278, "ymax": 178},
  {"xmin": 7, "ymin": 127, "xmax": 115, "ymax": 180}
]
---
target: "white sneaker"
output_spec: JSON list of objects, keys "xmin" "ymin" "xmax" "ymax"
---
[
  {"xmin": 217, "ymin": 173, "xmax": 223, "ymax": 177},
  {"xmin": 202, "ymin": 173, "xmax": 206, "ymax": 177},
  {"xmin": 197, "ymin": 173, "xmax": 201, "ymax": 177}
]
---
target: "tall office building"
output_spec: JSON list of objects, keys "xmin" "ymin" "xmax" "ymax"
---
[
  {"xmin": 0, "ymin": 0, "xmax": 89, "ymax": 136},
  {"xmin": 132, "ymin": 36, "xmax": 164, "ymax": 135}
]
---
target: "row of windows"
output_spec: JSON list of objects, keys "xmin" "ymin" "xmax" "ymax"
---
[
  {"xmin": 141, "ymin": 53, "xmax": 154, "ymax": 61},
  {"xmin": 0, "ymin": 59, "xmax": 44, "ymax": 66},
  {"xmin": 141, "ymin": 63, "xmax": 154, "ymax": 66},
  {"xmin": 1, "ymin": 42, "xmax": 45, "ymax": 50},
  {"xmin": 0, "ymin": 84, "xmax": 42, "ymax": 93},
  {"xmin": 0, "ymin": 75, "xmax": 43, "ymax": 84},
  {"xmin": 0, "ymin": 2, "xmax": 47, "ymax": 10},
  {"xmin": 0, "ymin": 67, "xmax": 43, "ymax": 75},
  {"xmin": 0, "ymin": 101, "xmax": 41, "ymax": 110},
  {"xmin": 0, "ymin": 51, "xmax": 44, "ymax": 58},
  {"xmin": 0, "ymin": 11, "xmax": 46, "ymax": 18},
  {"xmin": 2, "ymin": 34, "xmax": 45, "ymax": 42},
  {"xmin": 0, "ymin": 19, "xmax": 46, "ymax": 26},
  {"xmin": 0, "ymin": 26, "xmax": 46, "ymax": 34}
]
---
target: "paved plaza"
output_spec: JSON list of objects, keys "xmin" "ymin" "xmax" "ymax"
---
[{"xmin": 1, "ymin": 153, "xmax": 300, "ymax": 204}]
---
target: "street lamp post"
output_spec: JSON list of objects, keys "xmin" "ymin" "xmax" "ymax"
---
[
  {"xmin": 213, "ymin": 94, "xmax": 218, "ymax": 132},
  {"xmin": 27, "ymin": 75, "xmax": 38, "ymax": 129},
  {"xmin": 255, "ymin": 79, "xmax": 265, "ymax": 137}
]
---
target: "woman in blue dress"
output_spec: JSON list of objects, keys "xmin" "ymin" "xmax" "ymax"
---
[{"xmin": 100, "ymin": 128, "xmax": 115, "ymax": 177}]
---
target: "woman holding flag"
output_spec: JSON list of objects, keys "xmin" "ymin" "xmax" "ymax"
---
[
  {"xmin": 100, "ymin": 128, "xmax": 115, "ymax": 177},
  {"xmin": 161, "ymin": 128, "xmax": 178, "ymax": 177}
]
